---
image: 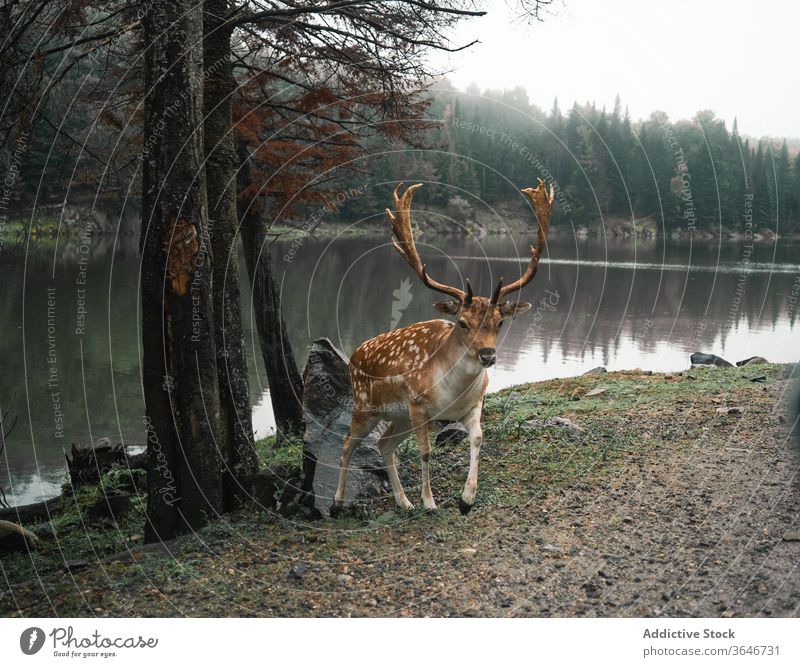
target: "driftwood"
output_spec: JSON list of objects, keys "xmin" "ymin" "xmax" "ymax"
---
[
  {"xmin": 0, "ymin": 519, "xmax": 39, "ymax": 553},
  {"xmin": 0, "ymin": 496, "xmax": 62, "ymax": 524},
  {"xmin": 65, "ymin": 438, "xmax": 146, "ymax": 488}
]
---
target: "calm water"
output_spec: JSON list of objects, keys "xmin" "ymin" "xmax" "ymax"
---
[{"xmin": 1, "ymin": 230, "xmax": 799, "ymax": 504}]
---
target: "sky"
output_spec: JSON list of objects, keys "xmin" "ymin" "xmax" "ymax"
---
[{"xmin": 433, "ymin": 0, "xmax": 798, "ymax": 139}]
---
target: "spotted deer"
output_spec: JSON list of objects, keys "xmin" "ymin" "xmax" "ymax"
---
[{"xmin": 330, "ymin": 179, "xmax": 555, "ymax": 516}]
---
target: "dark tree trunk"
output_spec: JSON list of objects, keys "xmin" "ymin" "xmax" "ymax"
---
[
  {"xmin": 141, "ymin": 0, "xmax": 223, "ymax": 542},
  {"xmin": 203, "ymin": 0, "xmax": 258, "ymax": 502},
  {"xmin": 237, "ymin": 144, "xmax": 304, "ymax": 438}
]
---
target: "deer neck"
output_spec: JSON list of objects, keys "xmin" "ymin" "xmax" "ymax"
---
[{"xmin": 433, "ymin": 324, "xmax": 486, "ymax": 387}]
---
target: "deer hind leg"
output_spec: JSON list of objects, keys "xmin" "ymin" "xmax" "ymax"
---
[
  {"xmin": 459, "ymin": 402, "xmax": 483, "ymax": 515},
  {"xmin": 378, "ymin": 417, "xmax": 414, "ymax": 511},
  {"xmin": 330, "ymin": 410, "xmax": 379, "ymax": 517},
  {"xmin": 410, "ymin": 408, "xmax": 436, "ymax": 511}
]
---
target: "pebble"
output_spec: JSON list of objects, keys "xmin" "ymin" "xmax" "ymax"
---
[{"xmin": 289, "ymin": 563, "xmax": 307, "ymax": 579}]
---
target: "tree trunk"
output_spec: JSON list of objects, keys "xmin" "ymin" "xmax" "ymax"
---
[
  {"xmin": 141, "ymin": 0, "xmax": 223, "ymax": 542},
  {"xmin": 203, "ymin": 0, "xmax": 258, "ymax": 502},
  {"xmin": 236, "ymin": 144, "xmax": 304, "ymax": 438}
]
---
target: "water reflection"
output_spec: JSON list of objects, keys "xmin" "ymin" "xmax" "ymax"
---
[{"xmin": 1, "ymin": 232, "xmax": 798, "ymax": 504}]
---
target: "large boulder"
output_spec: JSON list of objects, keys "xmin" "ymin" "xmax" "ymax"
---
[
  {"xmin": 302, "ymin": 338, "xmax": 387, "ymax": 516},
  {"xmin": 0, "ymin": 520, "xmax": 39, "ymax": 553},
  {"xmin": 690, "ymin": 352, "xmax": 733, "ymax": 368},
  {"xmin": 436, "ymin": 422, "xmax": 468, "ymax": 447}
]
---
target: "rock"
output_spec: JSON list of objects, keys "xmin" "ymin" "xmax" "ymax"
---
[
  {"xmin": 458, "ymin": 547, "xmax": 477, "ymax": 556},
  {"xmin": 87, "ymin": 491, "xmax": 131, "ymax": 523},
  {"xmin": 782, "ymin": 531, "xmax": 800, "ymax": 542},
  {"xmin": 31, "ymin": 522, "xmax": 56, "ymax": 541},
  {"xmin": 690, "ymin": 352, "xmax": 733, "ymax": 368},
  {"xmin": 278, "ymin": 476, "xmax": 307, "ymax": 517},
  {"xmin": 749, "ymin": 376, "xmax": 767, "ymax": 383},
  {"xmin": 715, "ymin": 406, "xmax": 744, "ymax": 416},
  {"xmin": 585, "ymin": 386, "xmax": 609, "ymax": 398},
  {"xmin": 302, "ymin": 338, "xmax": 385, "ymax": 516},
  {"xmin": 0, "ymin": 520, "xmax": 39, "ymax": 553},
  {"xmin": 337, "ymin": 574, "xmax": 354, "ymax": 585},
  {"xmin": 289, "ymin": 563, "xmax": 308, "ymax": 579},
  {"xmin": 549, "ymin": 416, "xmax": 586, "ymax": 434},
  {"xmin": 239, "ymin": 470, "xmax": 279, "ymax": 511},
  {"xmin": 507, "ymin": 391, "xmax": 522, "ymax": 401},
  {"xmin": 436, "ymin": 422, "xmax": 468, "ymax": 446},
  {"xmin": 736, "ymin": 356, "xmax": 768, "ymax": 366},
  {"xmin": 582, "ymin": 366, "xmax": 607, "ymax": 375}
]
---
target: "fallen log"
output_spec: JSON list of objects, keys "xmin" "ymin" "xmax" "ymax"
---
[{"xmin": 0, "ymin": 496, "xmax": 62, "ymax": 524}]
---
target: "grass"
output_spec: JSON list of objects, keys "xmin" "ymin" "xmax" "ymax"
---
[
  {"xmin": 0, "ymin": 466, "xmax": 147, "ymax": 585},
  {"xmin": 1, "ymin": 363, "xmax": 789, "ymax": 602},
  {"xmin": 254, "ymin": 433, "xmax": 305, "ymax": 472}
]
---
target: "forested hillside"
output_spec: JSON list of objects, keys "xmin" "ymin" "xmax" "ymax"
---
[
  {"xmin": 346, "ymin": 83, "xmax": 800, "ymax": 236},
  {"xmin": 6, "ymin": 66, "xmax": 799, "ymax": 237}
]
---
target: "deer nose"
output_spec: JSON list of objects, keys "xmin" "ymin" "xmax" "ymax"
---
[{"xmin": 478, "ymin": 347, "xmax": 496, "ymax": 367}]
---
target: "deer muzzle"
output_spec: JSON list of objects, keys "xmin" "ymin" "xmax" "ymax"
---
[{"xmin": 478, "ymin": 347, "xmax": 496, "ymax": 368}]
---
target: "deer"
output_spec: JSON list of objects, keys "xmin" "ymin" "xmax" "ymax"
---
[{"xmin": 330, "ymin": 178, "xmax": 555, "ymax": 517}]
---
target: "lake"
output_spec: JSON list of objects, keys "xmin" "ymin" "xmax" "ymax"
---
[{"xmin": 1, "ymin": 230, "xmax": 799, "ymax": 505}]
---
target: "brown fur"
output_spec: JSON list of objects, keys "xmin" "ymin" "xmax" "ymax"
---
[{"xmin": 330, "ymin": 180, "xmax": 553, "ymax": 516}]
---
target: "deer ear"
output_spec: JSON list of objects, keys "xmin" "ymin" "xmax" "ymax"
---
[
  {"xmin": 499, "ymin": 301, "xmax": 531, "ymax": 318},
  {"xmin": 433, "ymin": 300, "xmax": 461, "ymax": 316}
]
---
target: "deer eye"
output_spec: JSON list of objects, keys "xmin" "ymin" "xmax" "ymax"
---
[
  {"xmin": 458, "ymin": 319, "xmax": 469, "ymax": 331},
  {"xmin": 498, "ymin": 320, "xmax": 504, "ymax": 328}
]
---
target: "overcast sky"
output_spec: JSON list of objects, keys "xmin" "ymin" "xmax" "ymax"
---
[{"xmin": 433, "ymin": 0, "xmax": 797, "ymax": 138}]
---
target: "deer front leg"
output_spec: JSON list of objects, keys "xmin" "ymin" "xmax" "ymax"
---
[
  {"xmin": 410, "ymin": 408, "xmax": 436, "ymax": 511},
  {"xmin": 459, "ymin": 402, "xmax": 483, "ymax": 515}
]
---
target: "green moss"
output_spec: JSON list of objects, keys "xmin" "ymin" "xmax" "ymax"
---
[{"xmin": 254, "ymin": 433, "xmax": 305, "ymax": 473}]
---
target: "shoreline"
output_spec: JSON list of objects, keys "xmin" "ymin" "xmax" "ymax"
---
[{"xmin": 2, "ymin": 362, "xmax": 797, "ymax": 617}]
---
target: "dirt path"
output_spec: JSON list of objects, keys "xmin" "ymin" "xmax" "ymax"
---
[{"xmin": 3, "ymin": 365, "xmax": 799, "ymax": 617}]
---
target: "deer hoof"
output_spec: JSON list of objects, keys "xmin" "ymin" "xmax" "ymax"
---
[
  {"xmin": 329, "ymin": 503, "xmax": 343, "ymax": 518},
  {"xmin": 458, "ymin": 499, "xmax": 473, "ymax": 515}
]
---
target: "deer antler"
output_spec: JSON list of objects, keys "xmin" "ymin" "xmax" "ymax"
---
[
  {"xmin": 492, "ymin": 178, "xmax": 555, "ymax": 303},
  {"xmin": 386, "ymin": 183, "xmax": 467, "ymax": 302}
]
